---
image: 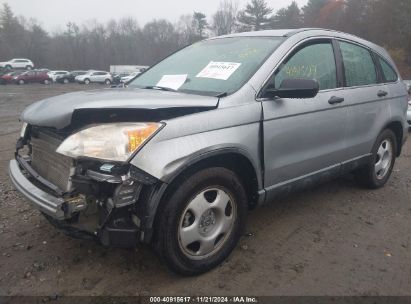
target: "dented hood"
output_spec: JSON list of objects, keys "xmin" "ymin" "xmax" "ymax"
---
[{"xmin": 21, "ymin": 88, "xmax": 219, "ymax": 129}]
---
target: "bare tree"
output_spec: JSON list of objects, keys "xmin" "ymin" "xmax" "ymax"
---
[{"xmin": 211, "ymin": 0, "xmax": 239, "ymax": 36}]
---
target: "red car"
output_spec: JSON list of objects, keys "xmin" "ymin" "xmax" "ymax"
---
[
  {"xmin": 13, "ymin": 70, "xmax": 52, "ymax": 85},
  {"xmin": 0, "ymin": 71, "xmax": 24, "ymax": 84}
]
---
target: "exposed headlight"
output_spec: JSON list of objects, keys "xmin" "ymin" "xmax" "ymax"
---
[
  {"xmin": 56, "ymin": 123, "xmax": 163, "ymax": 161},
  {"xmin": 20, "ymin": 122, "xmax": 28, "ymax": 138}
]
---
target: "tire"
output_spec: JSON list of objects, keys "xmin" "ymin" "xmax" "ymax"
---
[
  {"xmin": 155, "ymin": 167, "xmax": 247, "ymax": 275},
  {"xmin": 18, "ymin": 79, "xmax": 25, "ymax": 85},
  {"xmin": 105, "ymin": 79, "xmax": 111, "ymax": 85},
  {"xmin": 26, "ymin": 65, "xmax": 33, "ymax": 70},
  {"xmin": 355, "ymin": 129, "xmax": 397, "ymax": 189},
  {"xmin": 5, "ymin": 65, "xmax": 12, "ymax": 70},
  {"xmin": 84, "ymin": 78, "xmax": 90, "ymax": 85},
  {"xmin": 43, "ymin": 79, "xmax": 50, "ymax": 85},
  {"xmin": 63, "ymin": 78, "xmax": 69, "ymax": 84}
]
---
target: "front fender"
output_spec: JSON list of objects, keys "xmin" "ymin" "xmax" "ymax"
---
[{"xmin": 130, "ymin": 102, "xmax": 263, "ymax": 188}]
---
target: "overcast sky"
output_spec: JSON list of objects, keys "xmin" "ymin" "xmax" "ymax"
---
[{"xmin": 0, "ymin": 0, "xmax": 308, "ymax": 32}]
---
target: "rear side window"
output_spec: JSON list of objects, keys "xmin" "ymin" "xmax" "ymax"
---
[
  {"xmin": 378, "ymin": 57, "xmax": 398, "ymax": 82},
  {"xmin": 339, "ymin": 41, "xmax": 377, "ymax": 87},
  {"xmin": 274, "ymin": 42, "xmax": 337, "ymax": 90}
]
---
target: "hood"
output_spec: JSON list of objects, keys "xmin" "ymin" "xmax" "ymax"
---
[{"xmin": 22, "ymin": 88, "xmax": 219, "ymax": 129}]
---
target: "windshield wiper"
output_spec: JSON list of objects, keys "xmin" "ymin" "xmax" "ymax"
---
[{"xmin": 142, "ymin": 85, "xmax": 178, "ymax": 92}]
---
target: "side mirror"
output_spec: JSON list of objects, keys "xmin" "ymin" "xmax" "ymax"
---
[{"xmin": 262, "ymin": 78, "xmax": 320, "ymax": 99}]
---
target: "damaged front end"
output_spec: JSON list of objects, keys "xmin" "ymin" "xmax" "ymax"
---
[{"xmin": 10, "ymin": 124, "xmax": 163, "ymax": 248}]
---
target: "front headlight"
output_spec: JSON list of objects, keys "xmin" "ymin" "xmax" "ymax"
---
[{"xmin": 56, "ymin": 123, "xmax": 163, "ymax": 161}]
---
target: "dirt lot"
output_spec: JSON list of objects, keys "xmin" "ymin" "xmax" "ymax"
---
[{"xmin": 0, "ymin": 84, "xmax": 410, "ymax": 296}]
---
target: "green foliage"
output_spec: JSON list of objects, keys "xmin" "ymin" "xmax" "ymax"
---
[
  {"xmin": 272, "ymin": 1, "xmax": 302, "ymax": 29},
  {"xmin": 192, "ymin": 12, "xmax": 208, "ymax": 38},
  {"xmin": 237, "ymin": 0, "xmax": 273, "ymax": 31}
]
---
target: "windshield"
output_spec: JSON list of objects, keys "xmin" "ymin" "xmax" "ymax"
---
[{"xmin": 129, "ymin": 37, "xmax": 284, "ymax": 96}]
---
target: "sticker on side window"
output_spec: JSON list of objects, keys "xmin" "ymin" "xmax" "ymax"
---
[
  {"xmin": 196, "ymin": 62, "xmax": 241, "ymax": 80},
  {"xmin": 156, "ymin": 74, "xmax": 188, "ymax": 90}
]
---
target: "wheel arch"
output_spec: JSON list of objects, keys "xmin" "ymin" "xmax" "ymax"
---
[
  {"xmin": 383, "ymin": 120, "xmax": 404, "ymax": 157},
  {"xmin": 142, "ymin": 149, "xmax": 262, "ymax": 243}
]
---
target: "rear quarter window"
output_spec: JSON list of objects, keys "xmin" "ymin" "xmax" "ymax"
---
[{"xmin": 378, "ymin": 57, "xmax": 398, "ymax": 82}]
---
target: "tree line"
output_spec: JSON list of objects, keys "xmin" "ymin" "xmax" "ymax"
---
[{"xmin": 0, "ymin": 0, "xmax": 410, "ymax": 76}]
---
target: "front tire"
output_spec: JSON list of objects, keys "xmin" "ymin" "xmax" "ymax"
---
[
  {"xmin": 26, "ymin": 65, "xmax": 33, "ymax": 70},
  {"xmin": 18, "ymin": 79, "xmax": 25, "ymax": 85},
  {"xmin": 63, "ymin": 78, "xmax": 69, "ymax": 84},
  {"xmin": 355, "ymin": 129, "xmax": 397, "ymax": 189},
  {"xmin": 155, "ymin": 167, "xmax": 247, "ymax": 275},
  {"xmin": 105, "ymin": 79, "xmax": 111, "ymax": 85},
  {"xmin": 84, "ymin": 78, "xmax": 90, "ymax": 85}
]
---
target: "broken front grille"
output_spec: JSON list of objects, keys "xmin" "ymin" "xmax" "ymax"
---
[{"xmin": 30, "ymin": 130, "xmax": 74, "ymax": 193}]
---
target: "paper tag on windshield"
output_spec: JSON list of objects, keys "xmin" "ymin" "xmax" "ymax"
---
[
  {"xmin": 156, "ymin": 74, "xmax": 187, "ymax": 90},
  {"xmin": 196, "ymin": 62, "xmax": 241, "ymax": 80}
]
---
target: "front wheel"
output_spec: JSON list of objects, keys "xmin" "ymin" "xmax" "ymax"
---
[
  {"xmin": 63, "ymin": 78, "xmax": 69, "ymax": 84},
  {"xmin": 18, "ymin": 79, "xmax": 25, "ymax": 85},
  {"xmin": 26, "ymin": 65, "xmax": 33, "ymax": 70},
  {"xmin": 105, "ymin": 79, "xmax": 111, "ymax": 85},
  {"xmin": 155, "ymin": 167, "xmax": 247, "ymax": 275},
  {"xmin": 43, "ymin": 79, "xmax": 50, "ymax": 85},
  {"xmin": 355, "ymin": 129, "xmax": 397, "ymax": 189},
  {"xmin": 84, "ymin": 78, "xmax": 90, "ymax": 85}
]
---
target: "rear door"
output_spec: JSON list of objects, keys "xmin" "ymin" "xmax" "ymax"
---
[
  {"xmin": 337, "ymin": 40, "xmax": 391, "ymax": 169},
  {"xmin": 261, "ymin": 39, "xmax": 349, "ymax": 199}
]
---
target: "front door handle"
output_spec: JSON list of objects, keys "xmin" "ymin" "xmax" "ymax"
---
[
  {"xmin": 377, "ymin": 90, "xmax": 388, "ymax": 97},
  {"xmin": 328, "ymin": 96, "xmax": 345, "ymax": 105}
]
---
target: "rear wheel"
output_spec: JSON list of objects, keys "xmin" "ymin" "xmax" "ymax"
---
[
  {"xmin": 26, "ymin": 65, "xmax": 33, "ymax": 70},
  {"xmin": 63, "ymin": 78, "xmax": 69, "ymax": 84},
  {"xmin": 43, "ymin": 79, "xmax": 50, "ymax": 85},
  {"xmin": 155, "ymin": 167, "xmax": 247, "ymax": 275},
  {"xmin": 355, "ymin": 129, "xmax": 397, "ymax": 189},
  {"xmin": 5, "ymin": 65, "xmax": 12, "ymax": 70},
  {"xmin": 105, "ymin": 79, "xmax": 111, "ymax": 85},
  {"xmin": 84, "ymin": 78, "xmax": 90, "ymax": 85},
  {"xmin": 18, "ymin": 79, "xmax": 25, "ymax": 85}
]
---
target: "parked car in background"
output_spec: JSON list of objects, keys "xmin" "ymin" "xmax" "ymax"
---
[
  {"xmin": 13, "ymin": 70, "xmax": 52, "ymax": 85},
  {"xmin": 56, "ymin": 71, "xmax": 87, "ymax": 84},
  {"xmin": 75, "ymin": 70, "xmax": 112, "ymax": 85},
  {"xmin": 0, "ymin": 71, "xmax": 24, "ymax": 85},
  {"xmin": 0, "ymin": 58, "xmax": 34, "ymax": 70},
  {"xmin": 48, "ymin": 71, "xmax": 70, "ymax": 82},
  {"xmin": 120, "ymin": 71, "xmax": 141, "ymax": 83}
]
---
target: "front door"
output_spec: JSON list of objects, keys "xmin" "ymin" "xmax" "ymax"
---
[{"xmin": 261, "ymin": 40, "xmax": 348, "ymax": 201}]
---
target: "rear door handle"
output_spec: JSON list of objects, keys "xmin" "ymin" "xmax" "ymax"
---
[
  {"xmin": 377, "ymin": 90, "xmax": 388, "ymax": 97},
  {"xmin": 328, "ymin": 96, "xmax": 345, "ymax": 105}
]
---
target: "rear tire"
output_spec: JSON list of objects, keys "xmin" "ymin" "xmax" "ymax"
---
[
  {"xmin": 43, "ymin": 79, "xmax": 50, "ymax": 85},
  {"xmin": 18, "ymin": 79, "xmax": 25, "ymax": 85},
  {"xmin": 155, "ymin": 167, "xmax": 247, "ymax": 275},
  {"xmin": 5, "ymin": 65, "xmax": 12, "ymax": 70},
  {"xmin": 26, "ymin": 65, "xmax": 33, "ymax": 70},
  {"xmin": 84, "ymin": 78, "xmax": 90, "ymax": 85},
  {"xmin": 63, "ymin": 78, "xmax": 69, "ymax": 84},
  {"xmin": 355, "ymin": 129, "xmax": 397, "ymax": 189},
  {"xmin": 105, "ymin": 79, "xmax": 111, "ymax": 85}
]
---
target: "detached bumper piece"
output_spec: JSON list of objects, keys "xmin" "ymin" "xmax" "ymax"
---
[
  {"xmin": 9, "ymin": 158, "xmax": 145, "ymax": 248},
  {"xmin": 9, "ymin": 159, "xmax": 66, "ymax": 220}
]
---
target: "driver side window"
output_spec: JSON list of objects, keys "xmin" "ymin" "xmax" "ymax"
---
[{"xmin": 269, "ymin": 42, "xmax": 338, "ymax": 91}]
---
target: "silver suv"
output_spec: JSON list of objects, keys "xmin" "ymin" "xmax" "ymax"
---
[{"xmin": 9, "ymin": 29, "xmax": 408, "ymax": 275}]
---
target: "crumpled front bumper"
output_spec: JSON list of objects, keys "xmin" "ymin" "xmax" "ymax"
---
[{"xmin": 9, "ymin": 159, "xmax": 66, "ymax": 220}]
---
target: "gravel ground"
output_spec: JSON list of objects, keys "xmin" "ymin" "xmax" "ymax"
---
[{"xmin": 0, "ymin": 84, "xmax": 410, "ymax": 296}]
